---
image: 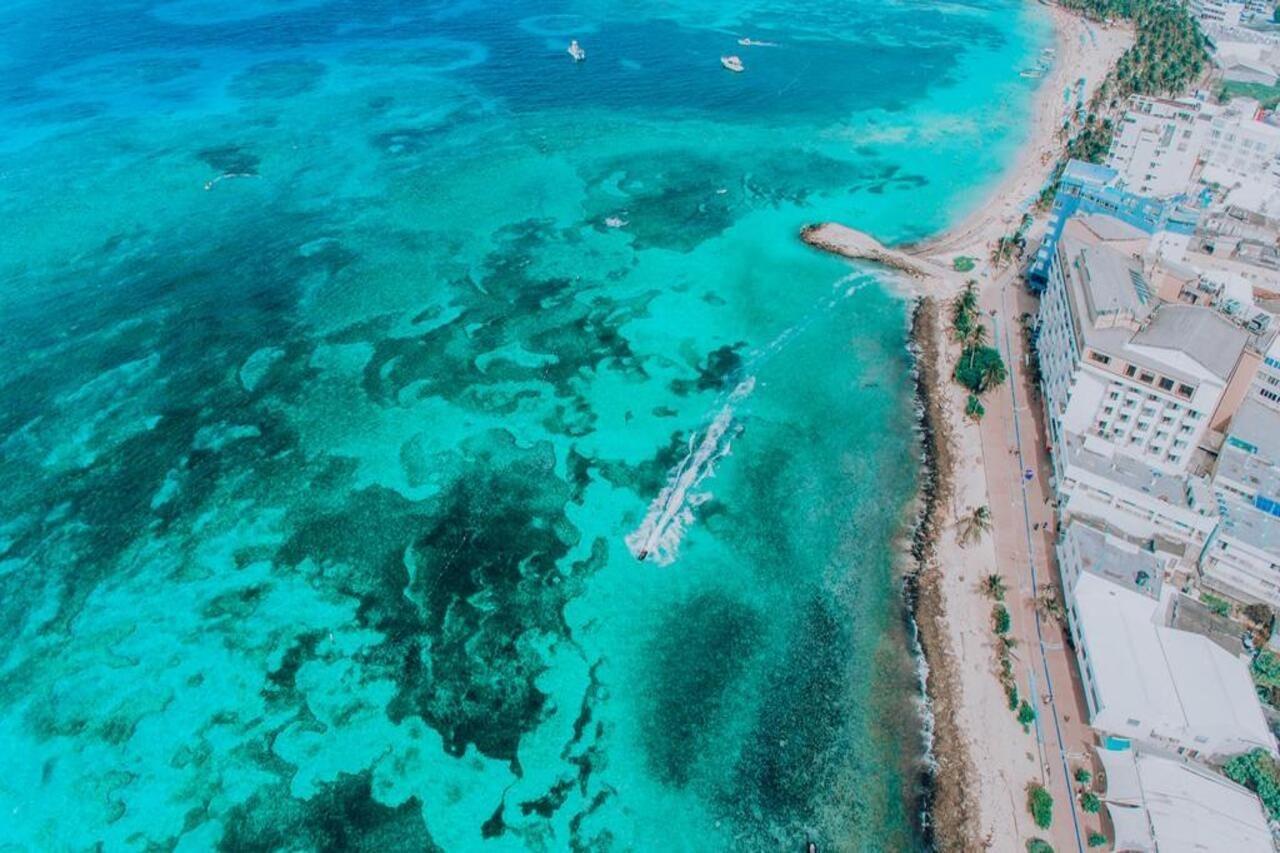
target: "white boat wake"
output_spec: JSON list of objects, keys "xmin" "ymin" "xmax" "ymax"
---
[
  {"xmin": 626, "ymin": 271, "xmax": 878, "ymax": 566},
  {"xmin": 626, "ymin": 377, "xmax": 755, "ymax": 565}
]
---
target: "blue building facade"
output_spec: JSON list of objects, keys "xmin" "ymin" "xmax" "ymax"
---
[{"xmin": 1027, "ymin": 160, "xmax": 1200, "ymax": 291}]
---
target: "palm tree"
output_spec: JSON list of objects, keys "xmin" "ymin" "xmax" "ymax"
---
[
  {"xmin": 958, "ymin": 505, "xmax": 993, "ymax": 547},
  {"xmin": 1036, "ymin": 585, "xmax": 1065, "ymax": 625},
  {"xmin": 979, "ymin": 356, "xmax": 1008, "ymax": 393},
  {"xmin": 965, "ymin": 322, "xmax": 990, "ymax": 368},
  {"xmin": 983, "ymin": 573, "xmax": 1007, "ymax": 602},
  {"xmin": 952, "ymin": 281, "xmax": 979, "ymax": 341}
]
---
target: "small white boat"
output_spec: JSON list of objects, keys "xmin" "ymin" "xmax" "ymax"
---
[
  {"xmin": 737, "ymin": 37, "xmax": 777, "ymax": 47},
  {"xmin": 568, "ymin": 39, "xmax": 586, "ymax": 62},
  {"xmin": 720, "ymin": 55, "xmax": 744, "ymax": 73}
]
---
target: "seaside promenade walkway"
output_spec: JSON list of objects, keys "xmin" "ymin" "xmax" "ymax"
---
[{"xmin": 977, "ymin": 264, "xmax": 1098, "ymax": 852}]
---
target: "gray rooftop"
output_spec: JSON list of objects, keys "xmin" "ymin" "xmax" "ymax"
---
[
  {"xmin": 1217, "ymin": 490, "xmax": 1280, "ymax": 554},
  {"xmin": 1131, "ymin": 304, "xmax": 1250, "ymax": 382},
  {"xmin": 1065, "ymin": 234, "xmax": 1156, "ymax": 328},
  {"xmin": 1169, "ymin": 595, "xmax": 1249, "ymax": 655},
  {"xmin": 1065, "ymin": 520, "xmax": 1164, "ymax": 598},
  {"xmin": 1077, "ymin": 212, "xmax": 1152, "ymax": 244},
  {"xmin": 1066, "ymin": 434, "xmax": 1206, "ymax": 510},
  {"xmin": 1227, "ymin": 398, "xmax": 1280, "ymax": 464}
]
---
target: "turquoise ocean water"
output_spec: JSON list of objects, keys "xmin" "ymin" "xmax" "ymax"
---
[{"xmin": 0, "ymin": 1, "xmax": 1046, "ymax": 849}]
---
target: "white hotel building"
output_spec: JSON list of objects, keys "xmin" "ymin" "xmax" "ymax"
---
[
  {"xmin": 1201, "ymin": 397, "xmax": 1280, "ymax": 607},
  {"xmin": 1038, "ymin": 215, "xmax": 1249, "ymax": 476},
  {"xmin": 1105, "ymin": 95, "xmax": 1212, "ymax": 198},
  {"xmin": 1059, "ymin": 520, "xmax": 1277, "ymax": 760}
]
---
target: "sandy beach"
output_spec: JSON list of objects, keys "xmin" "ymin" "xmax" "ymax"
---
[
  {"xmin": 910, "ymin": 4, "xmax": 1132, "ymax": 265},
  {"xmin": 808, "ymin": 4, "xmax": 1133, "ymax": 850}
]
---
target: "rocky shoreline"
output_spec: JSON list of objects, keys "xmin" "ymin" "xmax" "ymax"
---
[{"xmin": 905, "ymin": 297, "xmax": 981, "ymax": 852}]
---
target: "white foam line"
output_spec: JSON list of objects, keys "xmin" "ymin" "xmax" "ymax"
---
[
  {"xmin": 626, "ymin": 377, "xmax": 754, "ymax": 565},
  {"xmin": 625, "ymin": 271, "xmax": 880, "ymax": 566}
]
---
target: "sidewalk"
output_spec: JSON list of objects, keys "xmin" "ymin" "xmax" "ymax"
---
[{"xmin": 975, "ymin": 270, "xmax": 1102, "ymax": 852}]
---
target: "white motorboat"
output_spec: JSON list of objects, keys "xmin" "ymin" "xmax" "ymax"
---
[
  {"xmin": 720, "ymin": 55, "xmax": 744, "ymax": 72},
  {"xmin": 736, "ymin": 37, "xmax": 777, "ymax": 47},
  {"xmin": 568, "ymin": 39, "xmax": 586, "ymax": 62}
]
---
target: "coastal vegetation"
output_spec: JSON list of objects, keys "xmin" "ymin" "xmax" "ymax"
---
[
  {"xmin": 965, "ymin": 394, "xmax": 985, "ymax": 421},
  {"xmin": 1223, "ymin": 749, "xmax": 1280, "ymax": 821},
  {"xmin": 955, "ymin": 347, "xmax": 1008, "ymax": 394},
  {"xmin": 1201, "ymin": 592, "xmax": 1231, "ymax": 618},
  {"xmin": 1035, "ymin": 585, "xmax": 1065, "ymax": 625},
  {"xmin": 1088, "ymin": 831, "xmax": 1108, "ymax": 847},
  {"xmin": 982, "ymin": 567, "xmax": 1027, "ymax": 716},
  {"xmin": 1080, "ymin": 791, "xmax": 1100, "ymax": 813},
  {"xmin": 1027, "ymin": 783, "xmax": 1054, "ymax": 829},
  {"xmin": 1052, "ymin": 0, "xmax": 1210, "ymax": 171},
  {"xmin": 959, "ymin": 505, "xmax": 993, "ymax": 546},
  {"xmin": 993, "ymin": 604, "xmax": 1012, "ymax": 635},
  {"xmin": 951, "ymin": 280, "xmax": 1009, "ymax": 397},
  {"xmin": 1017, "ymin": 700, "xmax": 1037, "ymax": 731},
  {"xmin": 1219, "ymin": 80, "xmax": 1280, "ymax": 110},
  {"xmin": 1074, "ymin": 766, "xmax": 1092, "ymax": 786},
  {"xmin": 953, "ymin": 256, "xmax": 976, "ymax": 273},
  {"xmin": 1250, "ymin": 650, "xmax": 1280, "ymax": 707},
  {"xmin": 1026, "ymin": 840, "xmax": 1054, "ymax": 853},
  {"xmin": 1062, "ymin": 0, "xmax": 1208, "ymax": 101}
]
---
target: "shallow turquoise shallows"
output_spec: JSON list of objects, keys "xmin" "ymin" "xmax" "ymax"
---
[{"xmin": 0, "ymin": 1, "xmax": 1046, "ymax": 849}]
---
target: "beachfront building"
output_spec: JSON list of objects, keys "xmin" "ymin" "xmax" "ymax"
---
[
  {"xmin": 1037, "ymin": 214, "xmax": 1251, "ymax": 476},
  {"xmin": 1096, "ymin": 744, "xmax": 1274, "ymax": 852},
  {"xmin": 1201, "ymin": 98, "xmax": 1280, "ymax": 203},
  {"xmin": 1188, "ymin": 0, "xmax": 1274, "ymax": 25},
  {"xmin": 1200, "ymin": 398, "xmax": 1280, "ymax": 606},
  {"xmin": 1106, "ymin": 96, "xmax": 1214, "ymax": 198},
  {"xmin": 1215, "ymin": 41, "xmax": 1280, "ymax": 86},
  {"xmin": 1052, "ymin": 433, "xmax": 1219, "ymax": 551},
  {"xmin": 1027, "ymin": 160, "xmax": 1199, "ymax": 291},
  {"xmin": 1063, "ymin": 565, "xmax": 1277, "ymax": 759},
  {"xmin": 1250, "ymin": 335, "xmax": 1280, "ymax": 411}
]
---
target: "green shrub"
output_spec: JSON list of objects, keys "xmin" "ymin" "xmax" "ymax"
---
[
  {"xmin": 1201, "ymin": 592, "xmax": 1231, "ymax": 618},
  {"xmin": 1252, "ymin": 650, "xmax": 1280, "ymax": 688},
  {"xmin": 993, "ymin": 604, "xmax": 1011, "ymax": 635},
  {"xmin": 955, "ymin": 346, "xmax": 1007, "ymax": 394},
  {"xmin": 1017, "ymin": 700, "xmax": 1037, "ymax": 730},
  {"xmin": 1026, "ymin": 840, "xmax": 1054, "ymax": 853},
  {"xmin": 1028, "ymin": 783, "xmax": 1054, "ymax": 829},
  {"xmin": 953, "ymin": 256, "xmax": 976, "ymax": 272},
  {"xmin": 1080, "ymin": 791, "xmax": 1100, "ymax": 813},
  {"xmin": 1006, "ymin": 683, "xmax": 1019, "ymax": 711},
  {"xmin": 965, "ymin": 394, "xmax": 985, "ymax": 420},
  {"xmin": 1074, "ymin": 767, "xmax": 1092, "ymax": 786},
  {"xmin": 1087, "ymin": 831, "xmax": 1107, "ymax": 848},
  {"xmin": 1224, "ymin": 749, "xmax": 1280, "ymax": 821},
  {"xmin": 1253, "ymin": 650, "xmax": 1280, "ymax": 708}
]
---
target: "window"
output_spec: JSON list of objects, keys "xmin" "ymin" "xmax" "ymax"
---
[
  {"xmin": 1178, "ymin": 383, "xmax": 1194, "ymax": 398},
  {"xmin": 1089, "ymin": 351, "xmax": 1111, "ymax": 365},
  {"xmin": 1109, "ymin": 391, "xmax": 1120, "ymax": 400},
  {"xmin": 1139, "ymin": 372, "xmax": 1156, "ymax": 384},
  {"xmin": 1125, "ymin": 364, "xmax": 1138, "ymax": 378},
  {"xmin": 1159, "ymin": 377, "xmax": 1175, "ymax": 391}
]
